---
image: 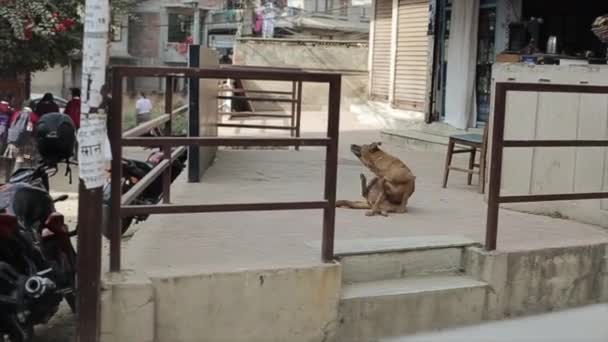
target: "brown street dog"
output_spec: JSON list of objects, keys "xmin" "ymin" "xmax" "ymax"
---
[{"xmin": 336, "ymin": 142, "xmax": 415, "ymax": 216}]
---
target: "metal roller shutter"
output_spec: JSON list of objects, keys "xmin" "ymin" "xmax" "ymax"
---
[
  {"xmin": 370, "ymin": 0, "xmax": 393, "ymax": 101},
  {"xmin": 394, "ymin": 0, "xmax": 430, "ymax": 111}
]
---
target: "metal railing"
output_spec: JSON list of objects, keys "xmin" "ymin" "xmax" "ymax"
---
[
  {"xmin": 217, "ymin": 79, "xmax": 303, "ymax": 149},
  {"xmin": 108, "ymin": 65, "xmax": 342, "ymax": 272},
  {"xmin": 485, "ymin": 82, "xmax": 608, "ymax": 250}
]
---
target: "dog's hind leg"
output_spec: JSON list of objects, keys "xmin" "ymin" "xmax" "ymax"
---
[
  {"xmin": 393, "ymin": 181, "xmax": 415, "ymax": 213},
  {"xmin": 336, "ymin": 200, "xmax": 372, "ymax": 209},
  {"xmin": 366, "ymin": 178, "xmax": 387, "ymax": 217}
]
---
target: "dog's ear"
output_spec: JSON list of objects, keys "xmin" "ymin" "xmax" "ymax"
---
[{"xmin": 370, "ymin": 142, "xmax": 382, "ymax": 152}]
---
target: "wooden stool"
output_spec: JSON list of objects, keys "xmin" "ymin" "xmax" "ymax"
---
[{"xmin": 442, "ymin": 127, "xmax": 488, "ymax": 193}]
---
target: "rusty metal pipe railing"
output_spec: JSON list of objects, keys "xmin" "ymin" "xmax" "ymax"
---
[
  {"xmin": 217, "ymin": 81, "xmax": 301, "ymax": 142},
  {"xmin": 121, "ymin": 146, "xmax": 187, "ymax": 206},
  {"xmin": 122, "ymin": 136, "xmax": 331, "ymax": 147},
  {"xmin": 75, "ymin": 65, "xmax": 338, "ymax": 338},
  {"xmin": 122, "ymin": 201, "xmax": 329, "ymax": 216},
  {"xmin": 122, "ymin": 105, "xmax": 187, "ymax": 138},
  {"xmin": 106, "ymin": 65, "xmax": 341, "ymax": 274},
  {"xmin": 486, "ymin": 82, "xmax": 608, "ymax": 251}
]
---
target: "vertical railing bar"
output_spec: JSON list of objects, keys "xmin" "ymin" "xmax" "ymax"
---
[
  {"xmin": 162, "ymin": 144, "xmax": 172, "ymax": 203},
  {"xmin": 322, "ymin": 77, "xmax": 341, "ymax": 262},
  {"xmin": 290, "ymin": 80, "xmax": 296, "ymax": 139},
  {"xmin": 485, "ymin": 83, "xmax": 507, "ymax": 251},
  {"xmin": 165, "ymin": 77, "xmax": 174, "ymax": 135},
  {"xmin": 109, "ymin": 71, "xmax": 124, "ymax": 272},
  {"xmin": 295, "ymin": 80, "xmax": 303, "ymax": 151}
]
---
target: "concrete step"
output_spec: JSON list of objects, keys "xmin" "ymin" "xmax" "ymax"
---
[
  {"xmin": 332, "ymin": 236, "xmax": 480, "ymax": 284},
  {"xmin": 337, "ymin": 275, "xmax": 489, "ymax": 342}
]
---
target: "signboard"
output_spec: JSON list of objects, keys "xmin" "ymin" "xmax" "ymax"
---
[
  {"xmin": 209, "ymin": 35, "xmax": 235, "ymax": 49},
  {"xmin": 352, "ymin": 0, "xmax": 371, "ymax": 6}
]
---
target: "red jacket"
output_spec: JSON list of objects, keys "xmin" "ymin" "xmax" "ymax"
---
[{"xmin": 64, "ymin": 97, "xmax": 81, "ymax": 128}]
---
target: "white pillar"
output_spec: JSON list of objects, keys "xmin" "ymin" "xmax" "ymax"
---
[{"xmin": 193, "ymin": 7, "xmax": 201, "ymax": 45}]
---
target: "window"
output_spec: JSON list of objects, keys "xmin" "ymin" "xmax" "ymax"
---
[
  {"xmin": 111, "ymin": 18, "xmax": 123, "ymax": 42},
  {"xmin": 168, "ymin": 13, "xmax": 193, "ymax": 43}
]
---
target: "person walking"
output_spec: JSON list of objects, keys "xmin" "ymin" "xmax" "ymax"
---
[
  {"xmin": 64, "ymin": 88, "xmax": 81, "ymax": 129},
  {"xmin": 135, "ymin": 92, "xmax": 153, "ymax": 125},
  {"xmin": 35, "ymin": 93, "xmax": 60, "ymax": 116},
  {"xmin": 64, "ymin": 88, "xmax": 81, "ymax": 160},
  {"xmin": 5, "ymin": 104, "xmax": 40, "ymax": 172},
  {"xmin": 0, "ymin": 99, "xmax": 13, "ymax": 154}
]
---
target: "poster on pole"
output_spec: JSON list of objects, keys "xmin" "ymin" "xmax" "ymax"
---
[
  {"xmin": 79, "ymin": 0, "xmax": 110, "ymax": 189},
  {"xmin": 77, "ymin": 114, "xmax": 111, "ymax": 189}
]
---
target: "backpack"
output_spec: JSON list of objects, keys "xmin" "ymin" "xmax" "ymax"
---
[
  {"xmin": 35, "ymin": 113, "xmax": 76, "ymax": 164},
  {"xmin": 7, "ymin": 110, "xmax": 33, "ymax": 147}
]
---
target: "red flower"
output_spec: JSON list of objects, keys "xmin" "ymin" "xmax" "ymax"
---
[
  {"xmin": 61, "ymin": 18, "xmax": 75, "ymax": 29},
  {"xmin": 54, "ymin": 23, "xmax": 66, "ymax": 32},
  {"xmin": 23, "ymin": 21, "xmax": 34, "ymax": 40}
]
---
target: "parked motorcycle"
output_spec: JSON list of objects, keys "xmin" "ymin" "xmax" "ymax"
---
[
  {"xmin": 0, "ymin": 162, "xmax": 76, "ymax": 342},
  {"xmin": 102, "ymin": 148, "xmax": 187, "ymax": 238}
]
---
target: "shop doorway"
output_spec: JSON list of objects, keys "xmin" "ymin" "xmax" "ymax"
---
[{"xmin": 432, "ymin": 0, "xmax": 496, "ymax": 128}]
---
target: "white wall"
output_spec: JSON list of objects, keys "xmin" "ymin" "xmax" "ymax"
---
[{"xmin": 30, "ymin": 66, "xmax": 68, "ymax": 98}]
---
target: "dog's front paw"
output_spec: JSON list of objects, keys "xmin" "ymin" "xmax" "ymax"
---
[
  {"xmin": 360, "ymin": 173, "xmax": 366, "ymax": 182},
  {"xmin": 365, "ymin": 210, "xmax": 376, "ymax": 217}
]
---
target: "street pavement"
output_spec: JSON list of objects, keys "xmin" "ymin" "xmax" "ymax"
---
[{"xmin": 382, "ymin": 304, "xmax": 608, "ymax": 342}]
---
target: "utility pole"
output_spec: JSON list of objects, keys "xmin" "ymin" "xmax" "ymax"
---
[{"xmin": 77, "ymin": 0, "xmax": 111, "ymax": 340}]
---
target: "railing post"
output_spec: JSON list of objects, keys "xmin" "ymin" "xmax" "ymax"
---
[
  {"xmin": 295, "ymin": 80, "xmax": 303, "ymax": 151},
  {"xmin": 322, "ymin": 77, "xmax": 341, "ymax": 262},
  {"xmin": 162, "ymin": 144, "xmax": 172, "ymax": 203},
  {"xmin": 188, "ymin": 45, "xmax": 201, "ymax": 183},
  {"xmin": 290, "ymin": 81, "xmax": 296, "ymax": 138},
  {"xmin": 165, "ymin": 77, "xmax": 173, "ymax": 136},
  {"xmin": 485, "ymin": 83, "xmax": 507, "ymax": 251},
  {"xmin": 109, "ymin": 70, "xmax": 124, "ymax": 271}
]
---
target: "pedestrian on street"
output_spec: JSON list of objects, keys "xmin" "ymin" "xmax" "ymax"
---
[
  {"xmin": 64, "ymin": 88, "xmax": 81, "ymax": 129},
  {"xmin": 0, "ymin": 98, "xmax": 14, "ymax": 154},
  {"xmin": 135, "ymin": 92, "xmax": 153, "ymax": 126},
  {"xmin": 64, "ymin": 88, "xmax": 81, "ymax": 161},
  {"xmin": 5, "ymin": 104, "xmax": 40, "ymax": 172},
  {"xmin": 35, "ymin": 92, "xmax": 60, "ymax": 116}
]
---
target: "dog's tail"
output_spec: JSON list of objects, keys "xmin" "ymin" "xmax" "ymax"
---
[{"xmin": 336, "ymin": 200, "xmax": 371, "ymax": 209}]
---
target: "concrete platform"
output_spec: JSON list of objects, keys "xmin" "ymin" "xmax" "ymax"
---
[
  {"xmin": 123, "ymin": 133, "xmax": 608, "ymax": 275},
  {"xmin": 107, "ymin": 110, "xmax": 608, "ymax": 342}
]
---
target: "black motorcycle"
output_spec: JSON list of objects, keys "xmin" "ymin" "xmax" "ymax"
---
[
  {"xmin": 0, "ymin": 162, "xmax": 76, "ymax": 342},
  {"xmin": 102, "ymin": 148, "xmax": 187, "ymax": 238}
]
